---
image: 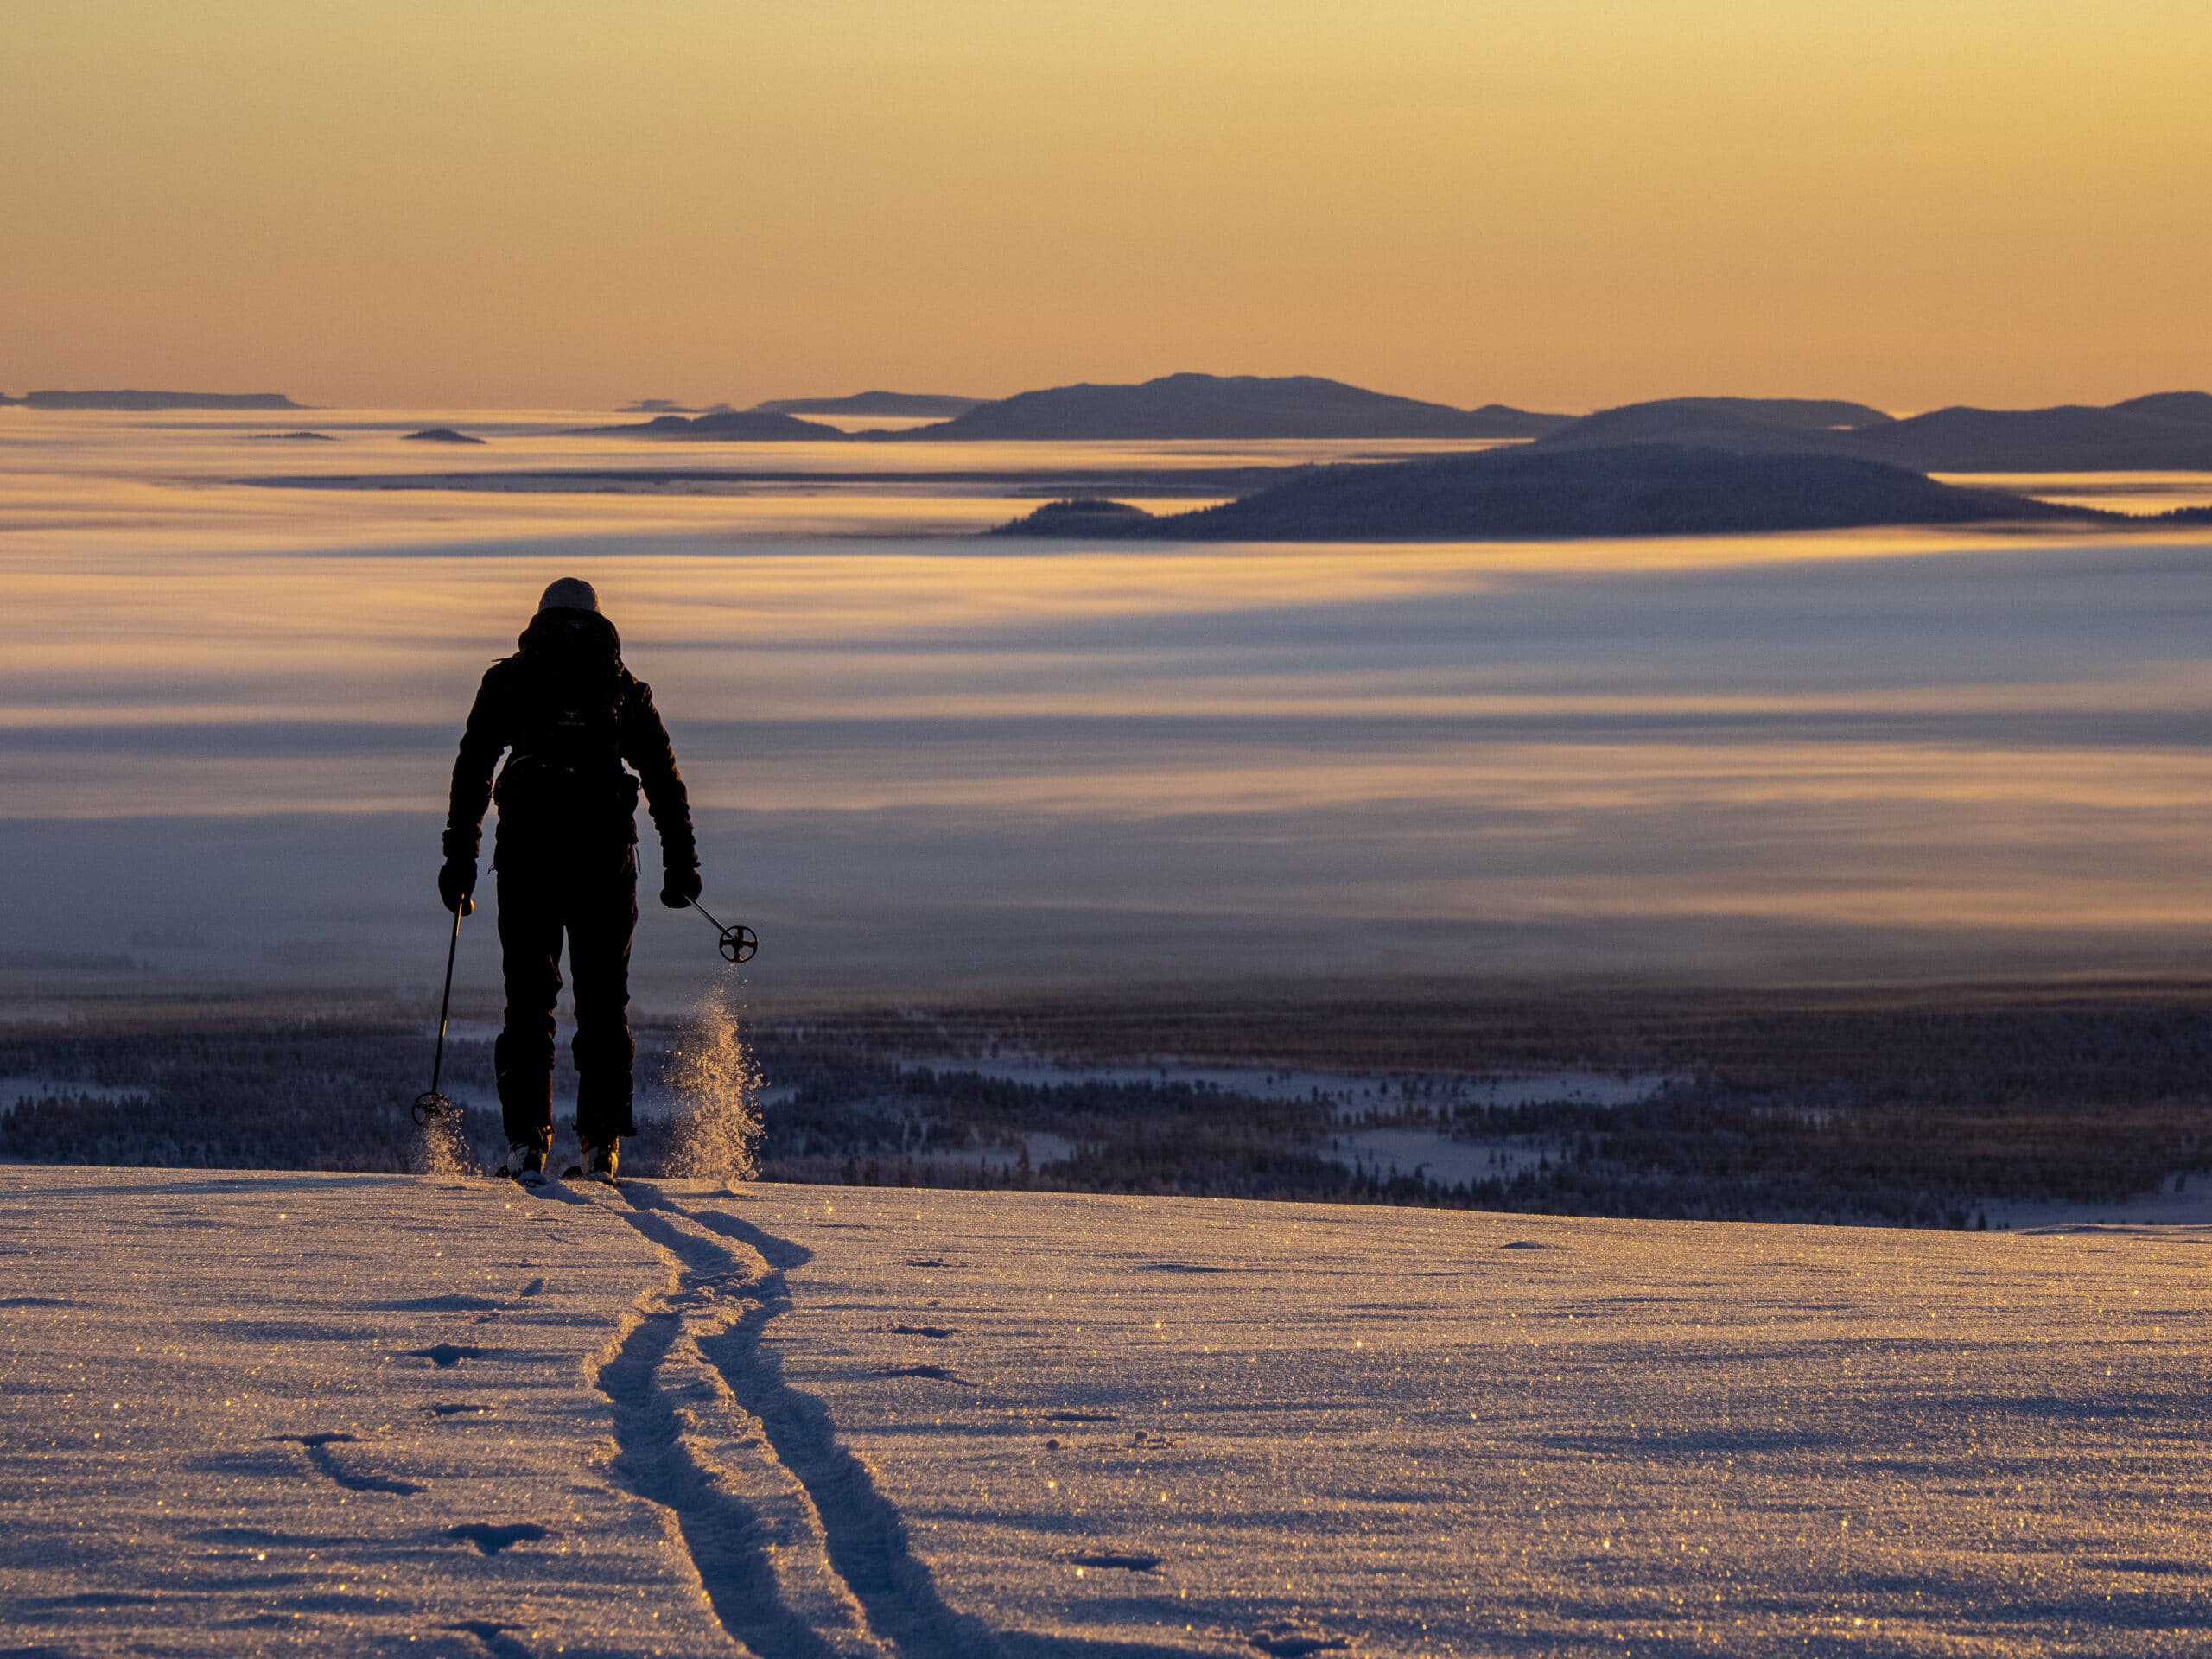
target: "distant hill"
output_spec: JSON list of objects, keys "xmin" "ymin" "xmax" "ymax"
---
[
  {"xmin": 1533, "ymin": 402, "xmax": 1870, "ymax": 456},
  {"xmin": 575, "ymin": 410, "xmax": 849, "ymax": 441},
  {"xmin": 402, "ymin": 428, "xmax": 484, "ymax": 445},
  {"xmin": 1464, "ymin": 402, "xmax": 1573, "ymax": 434},
  {"xmin": 2110, "ymin": 391, "xmax": 2212, "ymax": 425},
  {"xmin": 20, "ymin": 390, "xmax": 302, "ymax": 411},
  {"xmin": 995, "ymin": 444, "xmax": 2097, "ymax": 541},
  {"xmin": 752, "ymin": 391, "xmax": 982, "ymax": 418},
  {"xmin": 1539, "ymin": 393, "xmax": 2212, "ymax": 471},
  {"xmin": 904, "ymin": 373, "xmax": 1570, "ymax": 441},
  {"xmin": 1560, "ymin": 397, "xmax": 1894, "ymax": 435},
  {"xmin": 244, "ymin": 430, "xmax": 336, "ymax": 442},
  {"xmin": 1847, "ymin": 403, "xmax": 2212, "ymax": 471},
  {"xmin": 1001, "ymin": 499, "xmax": 1162, "ymax": 536}
]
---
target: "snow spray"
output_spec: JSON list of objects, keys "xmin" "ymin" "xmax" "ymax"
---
[
  {"xmin": 663, "ymin": 972, "xmax": 764, "ymax": 1184},
  {"xmin": 416, "ymin": 1106, "xmax": 480, "ymax": 1179}
]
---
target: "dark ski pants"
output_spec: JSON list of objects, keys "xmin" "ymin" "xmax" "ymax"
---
[{"xmin": 493, "ymin": 848, "xmax": 639, "ymax": 1151}]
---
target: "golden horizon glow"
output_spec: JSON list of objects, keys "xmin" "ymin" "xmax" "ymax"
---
[{"xmin": 3, "ymin": 1, "xmax": 2209, "ymax": 411}]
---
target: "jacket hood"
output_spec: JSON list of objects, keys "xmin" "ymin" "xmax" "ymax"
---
[{"xmin": 518, "ymin": 607, "xmax": 622, "ymax": 662}]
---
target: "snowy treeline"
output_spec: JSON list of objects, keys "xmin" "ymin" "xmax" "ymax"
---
[
  {"xmin": 6, "ymin": 989, "xmax": 2211, "ymax": 1223},
  {"xmin": 1, "ymin": 1018, "xmax": 444, "ymax": 1172}
]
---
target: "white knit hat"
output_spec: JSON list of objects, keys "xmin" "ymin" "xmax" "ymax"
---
[{"xmin": 537, "ymin": 577, "xmax": 600, "ymax": 613}]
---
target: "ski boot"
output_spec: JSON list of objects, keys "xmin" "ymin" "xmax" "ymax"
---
[
  {"xmin": 579, "ymin": 1140, "xmax": 620, "ymax": 1185},
  {"xmin": 509, "ymin": 1143, "xmax": 549, "ymax": 1187}
]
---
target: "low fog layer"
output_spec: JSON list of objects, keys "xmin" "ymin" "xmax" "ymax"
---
[{"xmin": 5, "ymin": 411, "xmax": 2212, "ymax": 1007}]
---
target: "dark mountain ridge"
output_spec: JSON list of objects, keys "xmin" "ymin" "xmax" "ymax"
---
[
  {"xmin": 571, "ymin": 379, "xmax": 2212, "ymax": 465},
  {"xmin": 752, "ymin": 391, "xmax": 982, "ymax": 417},
  {"xmin": 1533, "ymin": 402, "xmax": 1878, "ymax": 456},
  {"xmin": 995, "ymin": 444, "xmax": 2102, "ymax": 542},
  {"xmin": 901, "ymin": 372, "xmax": 1570, "ymax": 441},
  {"xmin": 11, "ymin": 390, "xmax": 302, "ymax": 411},
  {"xmin": 573, "ymin": 409, "xmax": 849, "ymax": 441},
  {"xmin": 1576, "ymin": 397, "xmax": 1894, "ymax": 431},
  {"xmin": 2110, "ymin": 391, "xmax": 2212, "ymax": 424},
  {"xmin": 1850, "ymin": 401, "xmax": 2212, "ymax": 471},
  {"xmin": 1538, "ymin": 392, "xmax": 2212, "ymax": 472}
]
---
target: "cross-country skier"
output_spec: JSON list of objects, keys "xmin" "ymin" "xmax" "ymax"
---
[{"xmin": 438, "ymin": 578, "xmax": 702, "ymax": 1185}]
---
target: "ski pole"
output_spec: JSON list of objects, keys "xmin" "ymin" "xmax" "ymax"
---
[
  {"xmin": 412, "ymin": 897, "xmax": 468, "ymax": 1127},
  {"xmin": 689, "ymin": 897, "xmax": 759, "ymax": 963}
]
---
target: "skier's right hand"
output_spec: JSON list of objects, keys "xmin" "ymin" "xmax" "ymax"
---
[
  {"xmin": 659, "ymin": 861, "xmax": 703, "ymax": 910},
  {"xmin": 438, "ymin": 855, "xmax": 477, "ymax": 917}
]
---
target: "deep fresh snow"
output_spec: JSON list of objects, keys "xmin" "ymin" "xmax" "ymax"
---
[{"xmin": 4, "ymin": 1168, "xmax": 2211, "ymax": 1656}]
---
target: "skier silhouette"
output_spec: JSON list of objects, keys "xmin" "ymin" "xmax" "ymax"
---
[{"xmin": 439, "ymin": 578, "xmax": 701, "ymax": 1183}]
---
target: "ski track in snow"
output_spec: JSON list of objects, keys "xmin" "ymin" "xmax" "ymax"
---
[
  {"xmin": 8, "ymin": 1170, "xmax": 2212, "ymax": 1656},
  {"xmin": 597, "ymin": 1179, "xmax": 1019, "ymax": 1656},
  {"xmin": 563, "ymin": 1179, "xmax": 898, "ymax": 1658}
]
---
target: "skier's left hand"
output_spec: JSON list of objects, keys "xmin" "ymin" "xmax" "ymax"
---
[
  {"xmin": 660, "ymin": 864, "xmax": 703, "ymax": 909},
  {"xmin": 438, "ymin": 855, "xmax": 477, "ymax": 916}
]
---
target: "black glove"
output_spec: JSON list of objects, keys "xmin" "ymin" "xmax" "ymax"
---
[
  {"xmin": 660, "ymin": 863, "xmax": 702, "ymax": 910},
  {"xmin": 438, "ymin": 855, "xmax": 477, "ymax": 917}
]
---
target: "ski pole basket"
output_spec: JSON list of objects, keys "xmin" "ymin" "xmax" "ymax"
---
[
  {"xmin": 690, "ymin": 897, "xmax": 759, "ymax": 963},
  {"xmin": 412, "ymin": 1090, "xmax": 461, "ymax": 1128}
]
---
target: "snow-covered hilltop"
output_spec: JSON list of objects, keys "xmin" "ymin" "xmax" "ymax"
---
[{"xmin": 4, "ymin": 1169, "xmax": 2208, "ymax": 1656}]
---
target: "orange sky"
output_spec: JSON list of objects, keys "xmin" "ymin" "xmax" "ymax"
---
[{"xmin": 3, "ymin": 1, "xmax": 2208, "ymax": 412}]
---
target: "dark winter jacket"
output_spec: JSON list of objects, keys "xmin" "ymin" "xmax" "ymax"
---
[{"xmin": 442, "ymin": 610, "xmax": 697, "ymax": 877}]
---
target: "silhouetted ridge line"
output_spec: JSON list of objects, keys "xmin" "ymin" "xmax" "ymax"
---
[
  {"xmin": 751, "ymin": 391, "xmax": 982, "ymax": 418},
  {"xmin": 1589, "ymin": 397, "xmax": 1894, "ymax": 432},
  {"xmin": 1533, "ymin": 404, "xmax": 1854, "ymax": 457},
  {"xmin": 2107, "ymin": 391, "xmax": 2212, "ymax": 425},
  {"xmin": 1849, "ymin": 403, "xmax": 2212, "ymax": 471},
  {"xmin": 903, "ymin": 372, "xmax": 1569, "ymax": 441},
  {"xmin": 17, "ymin": 389, "xmax": 302, "ymax": 410},
  {"xmin": 993, "ymin": 444, "xmax": 2102, "ymax": 541},
  {"xmin": 569, "ymin": 379, "xmax": 2212, "ymax": 460},
  {"xmin": 573, "ymin": 409, "xmax": 851, "ymax": 441},
  {"xmin": 1537, "ymin": 392, "xmax": 2212, "ymax": 471}
]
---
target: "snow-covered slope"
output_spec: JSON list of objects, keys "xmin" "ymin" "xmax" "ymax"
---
[{"xmin": 4, "ymin": 1169, "xmax": 2209, "ymax": 1656}]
